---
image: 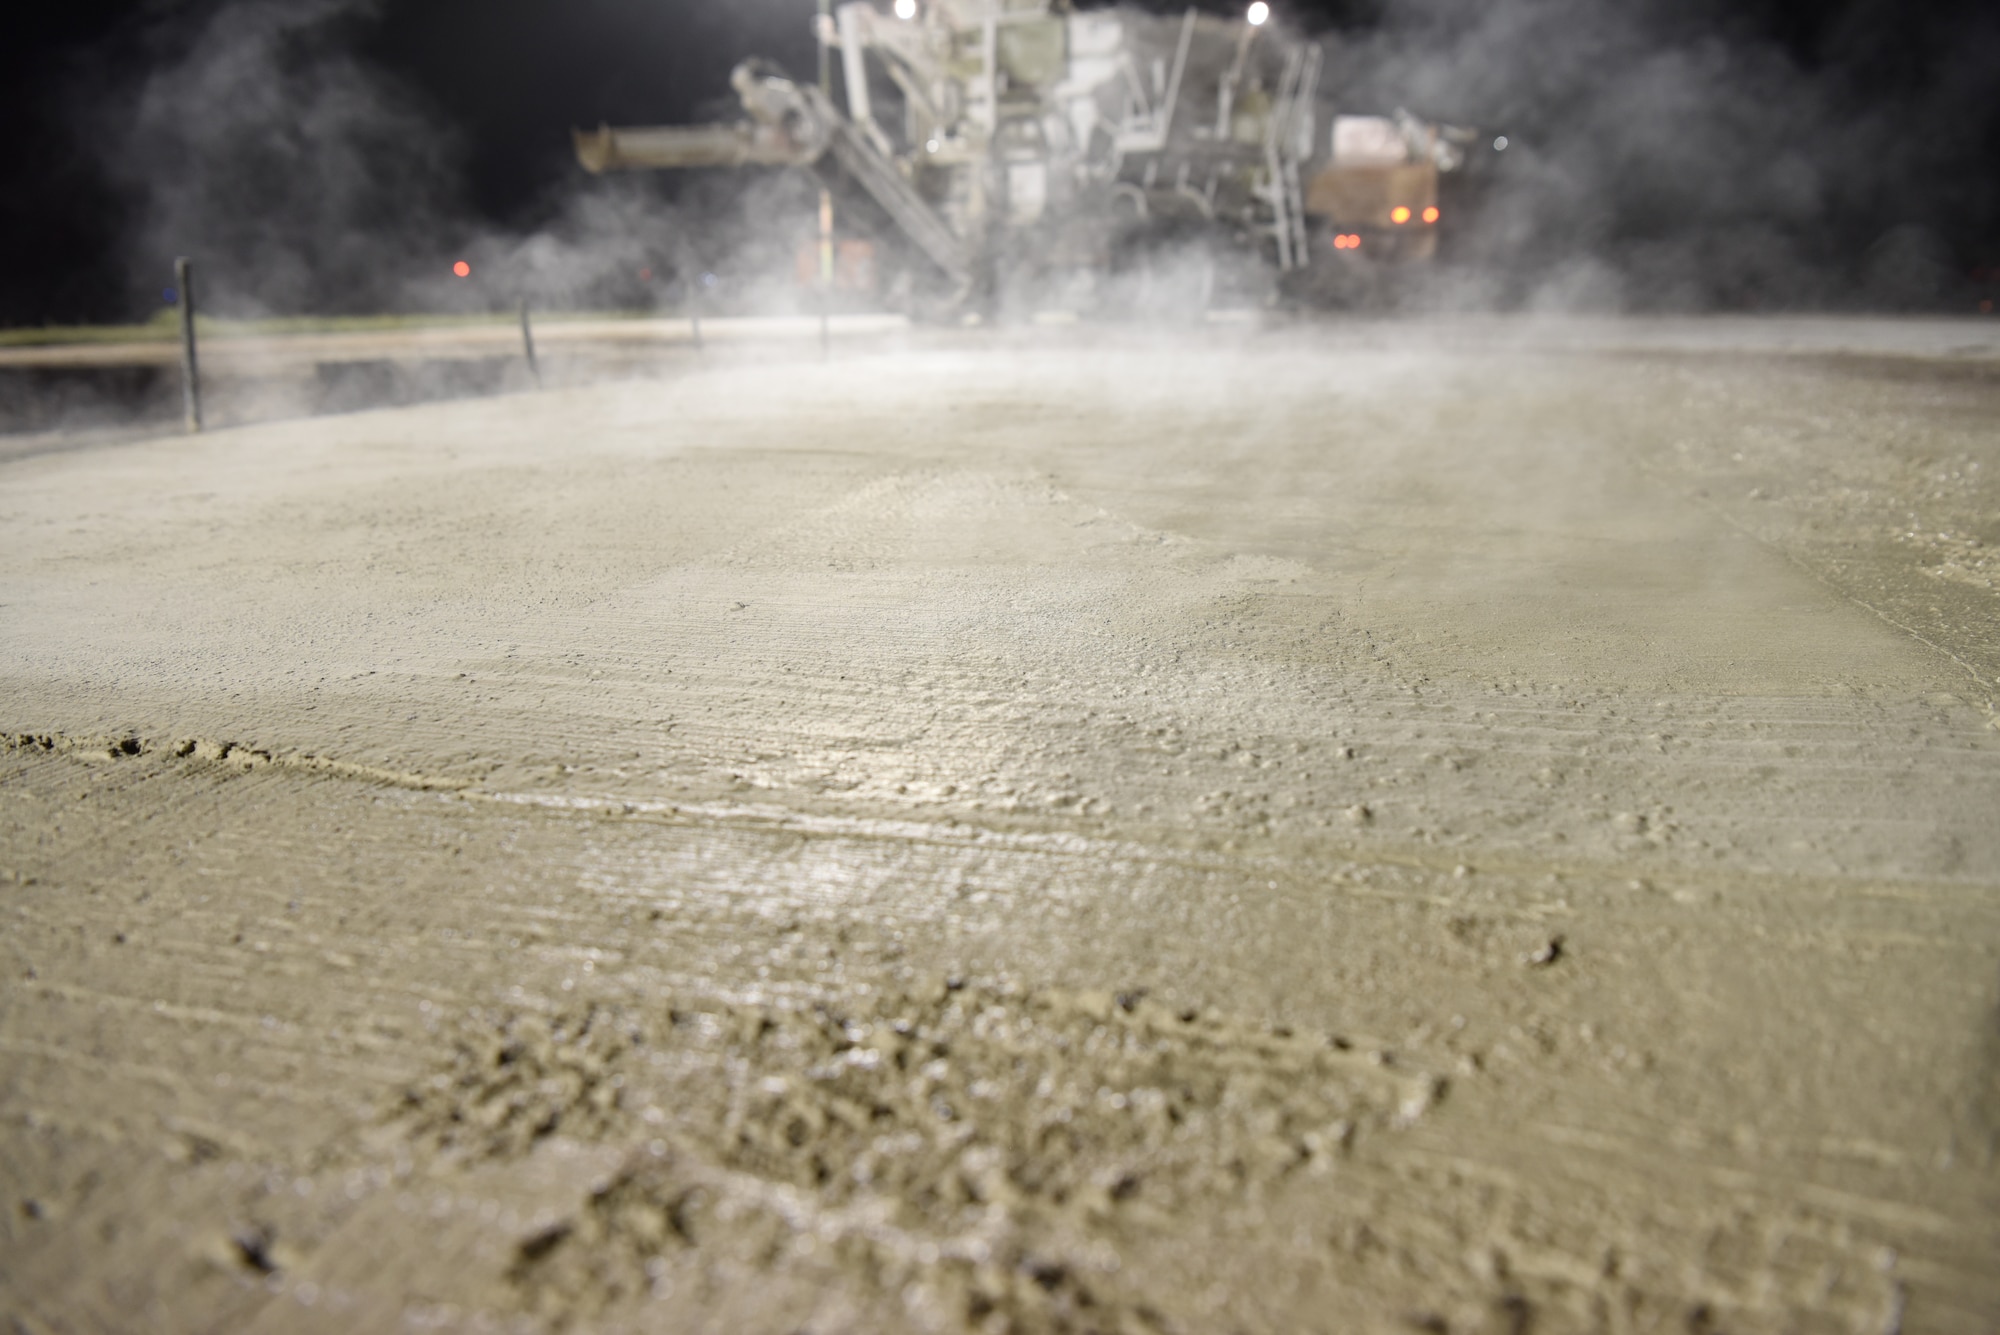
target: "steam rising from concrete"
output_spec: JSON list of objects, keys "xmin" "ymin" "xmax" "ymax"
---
[
  {"xmin": 69, "ymin": 0, "xmax": 2000, "ymax": 318},
  {"xmin": 112, "ymin": 0, "xmax": 461, "ymax": 317},
  {"xmin": 1320, "ymin": 0, "xmax": 1996, "ymax": 311},
  {"xmin": 104, "ymin": 0, "xmax": 826, "ymax": 319}
]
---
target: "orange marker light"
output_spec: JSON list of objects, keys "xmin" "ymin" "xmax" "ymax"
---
[
  {"xmin": 452, "ymin": 260, "xmax": 471, "ymax": 278},
  {"xmin": 1390, "ymin": 206, "xmax": 1411, "ymax": 224},
  {"xmin": 1422, "ymin": 205, "xmax": 1440, "ymax": 224}
]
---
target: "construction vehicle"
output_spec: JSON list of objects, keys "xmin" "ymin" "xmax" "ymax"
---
[{"xmin": 574, "ymin": 0, "xmax": 1478, "ymax": 315}]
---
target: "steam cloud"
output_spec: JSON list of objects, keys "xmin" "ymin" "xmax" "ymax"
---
[
  {"xmin": 101, "ymin": 0, "xmax": 824, "ymax": 318},
  {"xmin": 1319, "ymin": 0, "xmax": 1996, "ymax": 310},
  {"xmin": 110, "ymin": 0, "xmax": 462, "ymax": 316},
  {"xmin": 84, "ymin": 0, "xmax": 2000, "ymax": 318}
]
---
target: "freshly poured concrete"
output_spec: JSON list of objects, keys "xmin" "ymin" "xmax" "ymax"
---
[{"xmin": 2, "ymin": 320, "xmax": 1997, "ymax": 1332}]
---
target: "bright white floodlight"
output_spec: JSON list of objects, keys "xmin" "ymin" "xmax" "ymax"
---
[
  {"xmin": 1246, "ymin": 2, "xmax": 1270, "ymax": 24},
  {"xmin": 894, "ymin": 0, "xmax": 917, "ymax": 18}
]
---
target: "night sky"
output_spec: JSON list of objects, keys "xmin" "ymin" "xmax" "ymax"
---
[{"xmin": 3, "ymin": 0, "xmax": 1995, "ymax": 326}]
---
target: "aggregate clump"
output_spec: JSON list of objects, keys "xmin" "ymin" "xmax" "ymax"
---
[{"xmin": 396, "ymin": 981, "xmax": 1437, "ymax": 1328}]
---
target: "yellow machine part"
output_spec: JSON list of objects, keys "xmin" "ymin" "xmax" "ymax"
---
[
  {"xmin": 1304, "ymin": 162, "xmax": 1440, "ymax": 259},
  {"xmin": 1305, "ymin": 162, "xmax": 1437, "ymax": 221}
]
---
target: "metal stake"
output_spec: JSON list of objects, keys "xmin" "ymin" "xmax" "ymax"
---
[
  {"xmin": 818, "ymin": 0, "xmax": 832, "ymax": 96},
  {"xmin": 519, "ymin": 299, "xmax": 540, "ymax": 383},
  {"xmin": 818, "ymin": 187, "xmax": 834, "ymax": 357},
  {"xmin": 818, "ymin": 0, "xmax": 834, "ymax": 359},
  {"xmin": 175, "ymin": 257, "xmax": 202, "ymax": 433}
]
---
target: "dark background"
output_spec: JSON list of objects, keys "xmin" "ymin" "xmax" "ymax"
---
[{"xmin": 4, "ymin": 0, "xmax": 1996, "ymax": 326}]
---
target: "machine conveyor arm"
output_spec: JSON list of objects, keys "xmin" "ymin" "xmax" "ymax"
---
[
  {"xmin": 572, "ymin": 65, "xmax": 971, "ymax": 291},
  {"xmin": 573, "ymin": 122, "xmax": 812, "ymax": 172}
]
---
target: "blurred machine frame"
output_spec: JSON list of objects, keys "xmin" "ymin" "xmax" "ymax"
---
[{"xmin": 574, "ymin": 0, "xmax": 1476, "ymax": 313}]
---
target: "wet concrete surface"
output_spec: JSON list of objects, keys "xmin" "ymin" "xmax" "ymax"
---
[{"xmin": 2, "ymin": 318, "xmax": 1997, "ymax": 1331}]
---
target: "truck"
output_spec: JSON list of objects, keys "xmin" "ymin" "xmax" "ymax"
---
[{"xmin": 574, "ymin": 0, "xmax": 1480, "ymax": 316}]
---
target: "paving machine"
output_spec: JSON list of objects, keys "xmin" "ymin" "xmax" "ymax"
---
[{"xmin": 574, "ymin": 0, "xmax": 1476, "ymax": 314}]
